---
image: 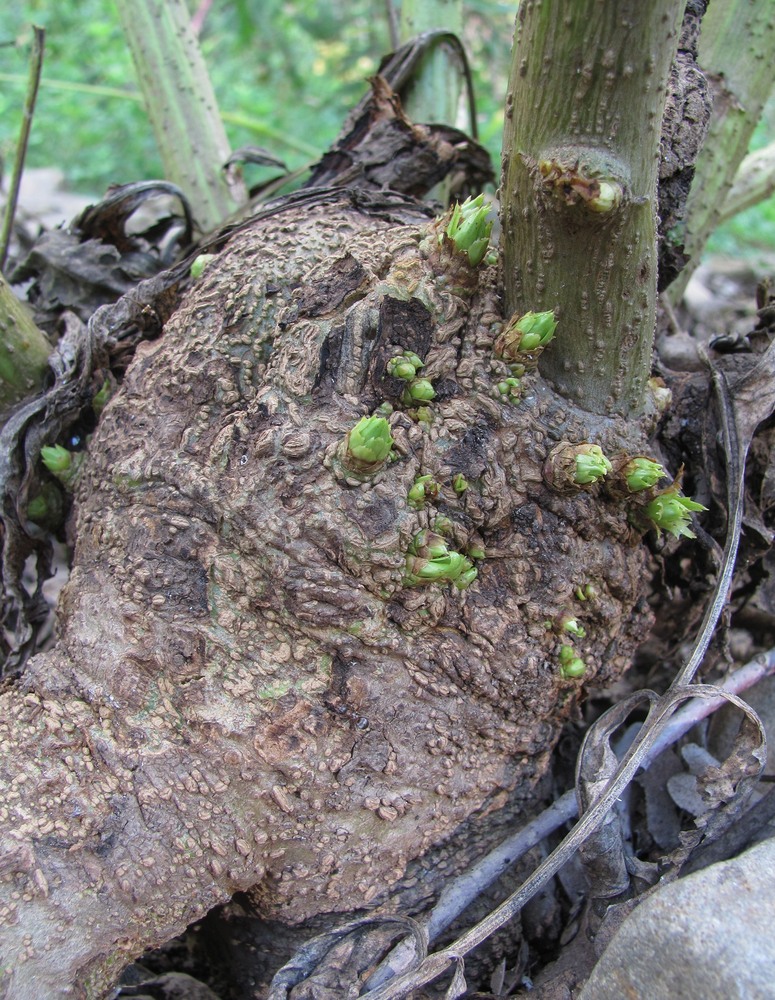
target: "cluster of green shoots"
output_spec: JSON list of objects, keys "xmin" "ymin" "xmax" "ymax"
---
[
  {"xmin": 544, "ymin": 441, "xmax": 707, "ymax": 539},
  {"xmin": 494, "ymin": 310, "xmax": 557, "ymax": 369},
  {"xmin": 387, "ymin": 350, "xmax": 436, "ymax": 408},
  {"xmin": 491, "ymin": 309, "xmax": 558, "ymax": 401},
  {"xmin": 443, "ymin": 195, "xmax": 495, "ymax": 268},
  {"xmin": 404, "ymin": 529, "xmax": 477, "ymax": 591},
  {"xmin": 559, "ymin": 644, "xmax": 586, "ymax": 680}
]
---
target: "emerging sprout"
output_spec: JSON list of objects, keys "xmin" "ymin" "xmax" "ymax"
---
[
  {"xmin": 41, "ymin": 444, "xmax": 73, "ymax": 475},
  {"xmin": 405, "ymin": 530, "xmax": 477, "ymax": 590},
  {"xmin": 494, "ymin": 310, "xmax": 558, "ymax": 362},
  {"xmin": 648, "ymin": 377, "xmax": 672, "ymax": 414},
  {"xmin": 26, "ymin": 495, "xmax": 50, "ymax": 524},
  {"xmin": 407, "ymin": 475, "xmax": 440, "ymax": 509},
  {"xmin": 92, "ymin": 379, "xmax": 112, "ymax": 416},
  {"xmin": 645, "ymin": 486, "xmax": 707, "ymax": 539},
  {"xmin": 26, "ymin": 482, "xmax": 64, "ymax": 527},
  {"xmin": 623, "ymin": 457, "xmax": 667, "ymax": 493},
  {"xmin": 433, "ymin": 514, "xmax": 454, "ymax": 536},
  {"xmin": 453, "ymin": 473, "xmax": 468, "ymax": 493},
  {"xmin": 403, "ymin": 378, "xmax": 436, "ymax": 405},
  {"xmin": 41, "ymin": 444, "xmax": 84, "ymax": 488},
  {"xmin": 560, "ymin": 614, "xmax": 586, "ymax": 638},
  {"xmin": 387, "ymin": 351, "xmax": 425, "ymax": 381},
  {"xmin": 494, "ymin": 377, "xmax": 521, "ymax": 405},
  {"xmin": 347, "ymin": 416, "xmax": 393, "ymax": 465},
  {"xmin": 574, "ymin": 445, "xmax": 613, "ymax": 485},
  {"xmin": 444, "ymin": 194, "xmax": 493, "ymax": 267},
  {"xmin": 190, "ymin": 253, "xmax": 216, "ymax": 279},
  {"xmin": 588, "ymin": 180, "xmax": 623, "ymax": 214},
  {"xmin": 545, "ymin": 442, "xmax": 612, "ymax": 492},
  {"xmin": 559, "ymin": 645, "xmax": 587, "ymax": 679},
  {"xmin": 574, "ymin": 583, "xmax": 598, "ymax": 602}
]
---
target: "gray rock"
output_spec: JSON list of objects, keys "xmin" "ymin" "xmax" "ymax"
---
[{"xmin": 578, "ymin": 837, "xmax": 775, "ymax": 1000}]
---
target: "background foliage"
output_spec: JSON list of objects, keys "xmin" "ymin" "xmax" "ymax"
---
[{"xmin": 0, "ymin": 0, "xmax": 772, "ymax": 260}]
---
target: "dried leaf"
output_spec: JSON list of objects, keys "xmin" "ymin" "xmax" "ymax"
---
[
  {"xmin": 265, "ymin": 915, "xmax": 427, "ymax": 1000},
  {"xmin": 575, "ymin": 692, "xmax": 658, "ymax": 899}
]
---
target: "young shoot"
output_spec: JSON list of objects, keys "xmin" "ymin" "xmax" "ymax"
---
[{"xmin": 645, "ymin": 485, "xmax": 707, "ymax": 539}]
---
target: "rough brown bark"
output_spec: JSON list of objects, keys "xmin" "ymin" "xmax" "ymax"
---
[{"xmin": 0, "ymin": 192, "xmax": 655, "ymax": 998}]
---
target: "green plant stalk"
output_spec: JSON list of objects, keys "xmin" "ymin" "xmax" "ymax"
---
[
  {"xmin": 501, "ymin": 0, "xmax": 684, "ymax": 416},
  {"xmin": 0, "ymin": 273, "xmax": 51, "ymax": 413},
  {"xmin": 716, "ymin": 140, "xmax": 775, "ymax": 228},
  {"xmin": 114, "ymin": 0, "xmax": 246, "ymax": 232},
  {"xmin": 399, "ymin": 0, "xmax": 463, "ymax": 127},
  {"xmin": 0, "ymin": 26, "xmax": 45, "ymax": 271},
  {"xmin": 399, "ymin": 0, "xmax": 463, "ymax": 205},
  {"xmin": 669, "ymin": 0, "xmax": 775, "ymax": 300}
]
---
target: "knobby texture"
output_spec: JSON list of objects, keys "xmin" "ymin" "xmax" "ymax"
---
[
  {"xmin": 501, "ymin": 0, "xmax": 684, "ymax": 415},
  {"xmin": 0, "ymin": 194, "xmax": 655, "ymax": 998}
]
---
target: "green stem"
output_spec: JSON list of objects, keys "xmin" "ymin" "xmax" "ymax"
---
[
  {"xmin": 718, "ymin": 140, "xmax": 775, "ymax": 226},
  {"xmin": 501, "ymin": 0, "xmax": 684, "ymax": 416},
  {"xmin": 0, "ymin": 273, "xmax": 51, "ymax": 414},
  {"xmin": 670, "ymin": 0, "xmax": 775, "ymax": 300},
  {"xmin": 398, "ymin": 0, "xmax": 464, "ymax": 205},
  {"xmin": 114, "ymin": 0, "xmax": 246, "ymax": 232},
  {"xmin": 0, "ymin": 26, "xmax": 45, "ymax": 271},
  {"xmin": 398, "ymin": 0, "xmax": 463, "ymax": 127}
]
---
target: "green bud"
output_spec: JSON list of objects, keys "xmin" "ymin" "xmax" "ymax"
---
[
  {"xmin": 495, "ymin": 377, "xmax": 521, "ymax": 404},
  {"xmin": 375, "ymin": 401, "xmax": 394, "ymax": 418},
  {"xmin": 414, "ymin": 406, "xmax": 434, "ymax": 425},
  {"xmin": 623, "ymin": 457, "xmax": 667, "ymax": 493},
  {"xmin": 346, "ymin": 416, "xmax": 393, "ymax": 466},
  {"xmin": 387, "ymin": 351, "xmax": 424, "ymax": 381},
  {"xmin": 645, "ymin": 487, "xmax": 707, "ymax": 539},
  {"xmin": 402, "ymin": 351, "xmax": 424, "ymax": 370},
  {"xmin": 26, "ymin": 481, "xmax": 64, "ymax": 527},
  {"xmin": 560, "ymin": 614, "xmax": 586, "ymax": 638},
  {"xmin": 405, "ymin": 531, "xmax": 476, "ymax": 589},
  {"xmin": 495, "ymin": 310, "xmax": 557, "ymax": 361},
  {"xmin": 403, "ymin": 378, "xmax": 436, "ymax": 404},
  {"xmin": 407, "ymin": 475, "xmax": 440, "ymax": 509},
  {"xmin": 484, "ymin": 250, "xmax": 498, "ymax": 267},
  {"xmin": 433, "ymin": 515, "xmax": 454, "ymax": 535},
  {"xmin": 559, "ymin": 646, "xmax": 587, "ymax": 679},
  {"xmin": 588, "ymin": 180, "xmax": 623, "ymax": 214},
  {"xmin": 389, "ymin": 359, "xmax": 417, "ymax": 380},
  {"xmin": 92, "ymin": 379, "xmax": 111, "ymax": 416},
  {"xmin": 574, "ymin": 583, "xmax": 598, "ymax": 602},
  {"xmin": 41, "ymin": 444, "xmax": 72, "ymax": 475},
  {"xmin": 190, "ymin": 253, "xmax": 216, "ymax": 279},
  {"xmin": 467, "ymin": 543, "xmax": 486, "ymax": 561},
  {"xmin": 445, "ymin": 194, "xmax": 493, "ymax": 267},
  {"xmin": 453, "ymin": 473, "xmax": 468, "ymax": 494},
  {"xmin": 26, "ymin": 495, "xmax": 50, "ymax": 524},
  {"xmin": 574, "ymin": 445, "xmax": 612, "ymax": 486}
]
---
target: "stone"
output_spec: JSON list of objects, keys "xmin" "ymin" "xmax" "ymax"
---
[{"xmin": 579, "ymin": 837, "xmax": 775, "ymax": 999}]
